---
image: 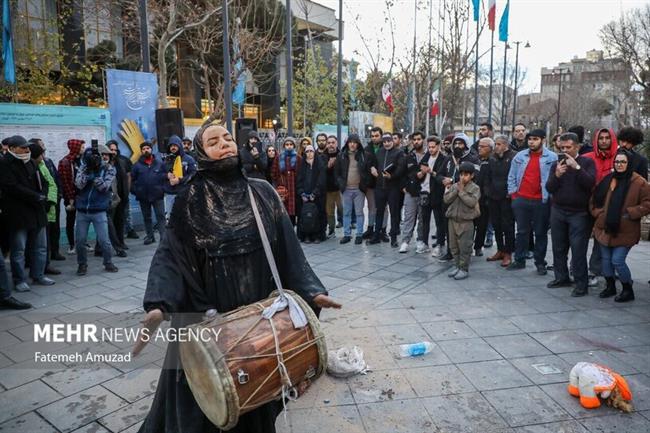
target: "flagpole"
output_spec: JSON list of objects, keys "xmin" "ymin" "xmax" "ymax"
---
[
  {"xmin": 438, "ymin": 0, "xmax": 447, "ymax": 134},
  {"xmin": 488, "ymin": 29, "xmax": 494, "ymax": 124},
  {"xmin": 500, "ymin": 43, "xmax": 507, "ymax": 133},
  {"xmin": 410, "ymin": 0, "xmax": 417, "ymax": 133},
  {"xmin": 425, "ymin": 0, "xmax": 432, "ymax": 137},
  {"xmin": 472, "ymin": 8, "xmax": 479, "ymax": 141},
  {"xmin": 336, "ymin": 0, "xmax": 343, "ymax": 144},
  {"xmin": 222, "ymin": 0, "xmax": 233, "ymax": 131},
  {"xmin": 286, "ymin": 0, "xmax": 294, "ymax": 136}
]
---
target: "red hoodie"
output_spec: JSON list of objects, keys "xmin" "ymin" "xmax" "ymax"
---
[{"xmin": 584, "ymin": 128, "xmax": 618, "ymax": 185}]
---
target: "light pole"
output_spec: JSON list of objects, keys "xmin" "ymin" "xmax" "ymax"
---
[
  {"xmin": 222, "ymin": 0, "xmax": 233, "ymax": 131},
  {"xmin": 336, "ymin": 0, "xmax": 343, "ymax": 145},
  {"xmin": 286, "ymin": 0, "xmax": 294, "ymax": 136},
  {"xmin": 554, "ymin": 68, "xmax": 569, "ymax": 133},
  {"xmin": 510, "ymin": 41, "xmax": 530, "ymax": 133},
  {"xmin": 499, "ymin": 43, "xmax": 509, "ymax": 133},
  {"xmin": 138, "ymin": 0, "xmax": 150, "ymax": 72}
]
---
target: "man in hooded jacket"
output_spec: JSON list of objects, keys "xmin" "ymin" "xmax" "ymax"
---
[
  {"xmin": 58, "ymin": 139, "xmax": 85, "ymax": 254},
  {"xmin": 239, "ymin": 130, "xmax": 268, "ymax": 180}
]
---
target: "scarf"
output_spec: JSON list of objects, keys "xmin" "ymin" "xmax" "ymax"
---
[
  {"xmin": 169, "ymin": 124, "xmax": 257, "ymax": 252},
  {"xmin": 9, "ymin": 150, "xmax": 31, "ymax": 163},
  {"xmin": 279, "ymin": 149, "xmax": 297, "ymax": 172},
  {"xmin": 593, "ymin": 166, "xmax": 633, "ymax": 236}
]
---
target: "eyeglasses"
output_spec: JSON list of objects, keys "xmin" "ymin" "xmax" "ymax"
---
[
  {"xmin": 305, "ymin": 149, "xmax": 314, "ymax": 153},
  {"xmin": 614, "ymin": 160, "xmax": 628, "ymax": 165}
]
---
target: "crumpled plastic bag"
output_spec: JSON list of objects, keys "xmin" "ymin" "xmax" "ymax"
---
[{"xmin": 327, "ymin": 346, "xmax": 369, "ymax": 378}]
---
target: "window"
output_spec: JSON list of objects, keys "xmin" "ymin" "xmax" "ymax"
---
[
  {"xmin": 83, "ymin": 0, "xmax": 123, "ymax": 57},
  {"xmin": 13, "ymin": 0, "xmax": 59, "ymax": 61}
]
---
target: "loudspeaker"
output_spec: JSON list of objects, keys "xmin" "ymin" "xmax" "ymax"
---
[
  {"xmin": 235, "ymin": 118, "xmax": 257, "ymax": 147},
  {"xmin": 155, "ymin": 108, "xmax": 185, "ymax": 153}
]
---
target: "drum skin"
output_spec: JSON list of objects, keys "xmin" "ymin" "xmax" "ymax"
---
[{"xmin": 179, "ymin": 290, "xmax": 327, "ymax": 430}]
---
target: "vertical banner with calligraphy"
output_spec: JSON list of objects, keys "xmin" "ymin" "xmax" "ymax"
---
[{"xmin": 106, "ymin": 69, "xmax": 158, "ymax": 163}]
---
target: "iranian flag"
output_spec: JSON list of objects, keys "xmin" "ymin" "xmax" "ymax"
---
[
  {"xmin": 382, "ymin": 82, "xmax": 394, "ymax": 113},
  {"xmin": 488, "ymin": 0, "xmax": 496, "ymax": 31},
  {"xmin": 430, "ymin": 81, "xmax": 440, "ymax": 117}
]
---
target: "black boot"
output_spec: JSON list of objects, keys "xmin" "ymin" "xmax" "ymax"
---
[
  {"xmin": 367, "ymin": 233, "xmax": 381, "ymax": 245},
  {"xmin": 390, "ymin": 235, "xmax": 398, "ymax": 248},
  {"xmin": 380, "ymin": 230, "xmax": 390, "ymax": 243},
  {"xmin": 615, "ymin": 282, "xmax": 635, "ymax": 303},
  {"xmin": 362, "ymin": 227, "xmax": 374, "ymax": 240},
  {"xmin": 599, "ymin": 277, "xmax": 617, "ymax": 298}
]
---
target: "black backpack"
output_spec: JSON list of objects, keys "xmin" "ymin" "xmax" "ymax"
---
[{"xmin": 299, "ymin": 201, "xmax": 320, "ymax": 234}]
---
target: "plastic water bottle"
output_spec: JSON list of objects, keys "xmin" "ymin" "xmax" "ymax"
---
[{"xmin": 398, "ymin": 341, "xmax": 434, "ymax": 358}]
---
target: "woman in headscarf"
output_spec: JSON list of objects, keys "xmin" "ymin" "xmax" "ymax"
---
[
  {"xmin": 298, "ymin": 137, "xmax": 312, "ymax": 157},
  {"xmin": 265, "ymin": 144, "xmax": 276, "ymax": 183},
  {"xmin": 295, "ymin": 144, "xmax": 326, "ymax": 243},
  {"xmin": 590, "ymin": 149, "xmax": 650, "ymax": 302},
  {"xmin": 271, "ymin": 137, "xmax": 302, "ymax": 226},
  {"xmin": 133, "ymin": 124, "xmax": 341, "ymax": 433}
]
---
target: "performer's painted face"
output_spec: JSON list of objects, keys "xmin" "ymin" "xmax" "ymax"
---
[{"xmin": 202, "ymin": 125, "xmax": 238, "ymax": 160}]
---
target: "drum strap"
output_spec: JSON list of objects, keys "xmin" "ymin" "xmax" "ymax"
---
[{"xmin": 247, "ymin": 186, "xmax": 308, "ymax": 329}]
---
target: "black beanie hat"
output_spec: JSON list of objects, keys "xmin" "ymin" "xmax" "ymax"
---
[{"xmin": 527, "ymin": 129, "xmax": 546, "ymax": 139}]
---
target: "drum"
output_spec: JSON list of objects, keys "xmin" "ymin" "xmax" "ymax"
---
[{"xmin": 179, "ymin": 290, "xmax": 327, "ymax": 431}]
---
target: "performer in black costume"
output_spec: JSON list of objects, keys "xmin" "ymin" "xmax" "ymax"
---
[{"xmin": 134, "ymin": 124, "xmax": 341, "ymax": 433}]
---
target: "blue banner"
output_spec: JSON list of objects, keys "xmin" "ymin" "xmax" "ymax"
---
[
  {"xmin": 472, "ymin": 0, "xmax": 480, "ymax": 21},
  {"xmin": 499, "ymin": 1, "xmax": 509, "ymax": 42},
  {"xmin": 106, "ymin": 69, "xmax": 158, "ymax": 160},
  {"xmin": 2, "ymin": 0, "xmax": 15, "ymax": 84}
]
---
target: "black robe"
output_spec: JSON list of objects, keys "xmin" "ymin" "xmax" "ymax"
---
[{"xmin": 138, "ymin": 176, "xmax": 327, "ymax": 433}]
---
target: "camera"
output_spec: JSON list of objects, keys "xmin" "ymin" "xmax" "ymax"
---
[{"xmin": 84, "ymin": 139, "xmax": 102, "ymax": 172}]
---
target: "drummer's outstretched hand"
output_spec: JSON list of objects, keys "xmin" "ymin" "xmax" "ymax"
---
[
  {"xmin": 313, "ymin": 294, "xmax": 342, "ymax": 309},
  {"xmin": 132, "ymin": 308, "xmax": 164, "ymax": 357}
]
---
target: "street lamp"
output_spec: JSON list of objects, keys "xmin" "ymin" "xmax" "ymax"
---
[
  {"xmin": 510, "ymin": 41, "xmax": 530, "ymax": 133},
  {"xmin": 553, "ymin": 68, "xmax": 570, "ymax": 133}
]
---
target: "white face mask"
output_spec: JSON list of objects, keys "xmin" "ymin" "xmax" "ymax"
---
[{"xmin": 9, "ymin": 150, "xmax": 31, "ymax": 163}]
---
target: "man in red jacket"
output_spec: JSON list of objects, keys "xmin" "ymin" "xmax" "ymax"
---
[
  {"xmin": 58, "ymin": 139, "xmax": 85, "ymax": 254},
  {"xmin": 583, "ymin": 128, "xmax": 618, "ymax": 287}
]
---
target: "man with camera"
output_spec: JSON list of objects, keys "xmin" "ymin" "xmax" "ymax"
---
[
  {"xmin": 545, "ymin": 132, "xmax": 596, "ymax": 296},
  {"xmin": 74, "ymin": 142, "xmax": 119, "ymax": 276}
]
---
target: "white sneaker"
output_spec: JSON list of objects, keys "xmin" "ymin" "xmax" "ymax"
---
[
  {"xmin": 67, "ymin": 247, "xmax": 76, "ymax": 255},
  {"xmin": 85, "ymin": 243, "xmax": 93, "ymax": 251},
  {"xmin": 415, "ymin": 241, "xmax": 429, "ymax": 254},
  {"xmin": 431, "ymin": 245, "xmax": 443, "ymax": 258},
  {"xmin": 447, "ymin": 266, "xmax": 459, "ymax": 278},
  {"xmin": 399, "ymin": 242, "xmax": 409, "ymax": 253},
  {"xmin": 14, "ymin": 282, "xmax": 31, "ymax": 292},
  {"xmin": 454, "ymin": 270, "xmax": 469, "ymax": 280}
]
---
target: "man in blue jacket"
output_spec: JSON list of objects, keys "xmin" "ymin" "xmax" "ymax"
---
[
  {"xmin": 131, "ymin": 141, "xmax": 167, "ymax": 245},
  {"xmin": 506, "ymin": 129, "xmax": 558, "ymax": 274},
  {"xmin": 74, "ymin": 144, "xmax": 119, "ymax": 276}
]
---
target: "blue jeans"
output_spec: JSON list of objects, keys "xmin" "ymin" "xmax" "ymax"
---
[
  {"xmin": 342, "ymin": 188, "xmax": 365, "ymax": 237},
  {"xmin": 76, "ymin": 211, "xmax": 112, "ymax": 266},
  {"xmin": 512, "ymin": 198, "xmax": 550, "ymax": 265},
  {"xmin": 139, "ymin": 200, "xmax": 166, "ymax": 240},
  {"xmin": 0, "ymin": 255, "xmax": 11, "ymax": 299},
  {"xmin": 164, "ymin": 194, "xmax": 176, "ymax": 217},
  {"xmin": 10, "ymin": 227, "xmax": 47, "ymax": 284},
  {"xmin": 600, "ymin": 245, "xmax": 632, "ymax": 283}
]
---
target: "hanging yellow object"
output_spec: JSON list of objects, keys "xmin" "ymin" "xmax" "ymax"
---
[{"xmin": 173, "ymin": 156, "xmax": 184, "ymax": 178}]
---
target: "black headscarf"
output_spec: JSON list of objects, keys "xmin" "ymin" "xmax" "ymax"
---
[
  {"xmin": 169, "ymin": 124, "xmax": 258, "ymax": 253},
  {"xmin": 593, "ymin": 149, "xmax": 634, "ymax": 235}
]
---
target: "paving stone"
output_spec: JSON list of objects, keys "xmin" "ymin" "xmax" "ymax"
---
[
  {"xmin": 486, "ymin": 334, "xmax": 552, "ymax": 358},
  {"xmin": 538, "ymin": 382, "xmax": 620, "ymax": 419},
  {"xmin": 608, "ymin": 345, "xmax": 650, "ymax": 375},
  {"xmin": 483, "ymin": 386, "xmax": 571, "ymax": 427},
  {"xmin": 457, "ymin": 360, "xmax": 533, "ymax": 391},
  {"xmin": 101, "ymin": 366, "xmax": 160, "ymax": 403},
  {"xmin": 288, "ymin": 373, "xmax": 354, "ymax": 409},
  {"xmin": 280, "ymin": 405, "xmax": 365, "ymax": 433},
  {"xmin": 401, "ymin": 364, "xmax": 476, "ymax": 397},
  {"xmin": 0, "ymin": 332, "xmax": 20, "ymax": 349},
  {"xmin": 0, "ymin": 411, "xmax": 56, "ymax": 432},
  {"xmin": 0, "ymin": 315, "xmax": 29, "ymax": 332},
  {"xmin": 0, "ymin": 359, "xmax": 67, "ymax": 389},
  {"xmin": 620, "ymin": 374, "xmax": 650, "ymax": 411},
  {"xmin": 464, "ymin": 317, "xmax": 522, "ymax": 337},
  {"xmin": 578, "ymin": 412, "xmax": 650, "ymax": 433},
  {"xmin": 360, "ymin": 345, "xmax": 399, "ymax": 371},
  {"xmin": 509, "ymin": 355, "xmax": 574, "ymax": 385},
  {"xmin": 422, "ymin": 320, "xmax": 478, "ymax": 341},
  {"xmin": 613, "ymin": 323, "xmax": 650, "ymax": 345},
  {"xmin": 558, "ymin": 350, "xmax": 640, "ymax": 376},
  {"xmin": 349, "ymin": 309, "xmax": 416, "ymax": 328},
  {"xmin": 376, "ymin": 323, "xmax": 430, "ymax": 346},
  {"xmin": 97, "ymin": 395, "xmax": 153, "ymax": 433},
  {"xmin": 37, "ymin": 385, "xmax": 127, "ymax": 432},
  {"xmin": 357, "ymin": 399, "xmax": 437, "ymax": 433},
  {"xmin": 42, "ymin": 365, "xmax": 122, "ymax": 396},
  {"xmin": 530, "ymin": 330, "xmax": 607, "ymax": 353},
  {"xmin": 0, "ymin": 380, "xmax": 61, "ymax": 424},
  {"xmin": 408, "ymin": 305, "xmax": 456, "ymax": 323},
  {"xmin": 437, "ymin": 338, "xmax": 503, "ymax": 363},
  {"xmin": 348, "ymin": 369, "xmax": 416, "ymax": 403},
  {"xmin": 421, "ymin": 392, "xmax": 509, "ymax": 432},
  {"xmin": 513, "ymin": 420, "xmax": 590, "ymax": 433},
  {"xmin": 509, "ymin": 314, "xmax": 566, "ymax": 333},
  {"xmin": 69, "ymin": 422, "xmax": 111, "ymax": 433}
]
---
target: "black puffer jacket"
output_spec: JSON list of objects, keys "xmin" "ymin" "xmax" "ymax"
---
[
  {"xmin": 420, "ymin": 152, "xmax": 449, "ymax": 207},
  {"xmin": 0, "ymin": 154, "xmax": 48, "ymax": 230},
  {"xmin": 484, "ymin": 149, "xmax": 515, "ymax": 200},
  {"xmin": 321, "ymin": 149, "xmax": 340, "ymax": 192},
  {"xmin": 373, "ymin": 147, "xmax": 406, "ymax": 189},
  {"xmin": 402, "ymin": 149, "xmax": 428, "ymax": 197},
  {"xmin": 240, "ymin": 142, "xmax": 268, "ymax": 180}
]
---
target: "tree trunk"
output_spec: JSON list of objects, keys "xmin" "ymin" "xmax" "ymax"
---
[{"xmin": 158, "ymin": 34, "xmax": 170, "ymax": 108}]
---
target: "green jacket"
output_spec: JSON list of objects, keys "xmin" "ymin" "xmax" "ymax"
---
[
  {"xmin": 444, "ymin": 181, "xmax": 481, "ymax": 221},
  {"xmin": 38, "ymin": 161, "xmax": 58, "ymax": 222}
]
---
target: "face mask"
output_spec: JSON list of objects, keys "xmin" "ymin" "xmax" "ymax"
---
[
  {"xmin": 453, "ymin": 147, "xmax": 464, "ymax": 158},
  {"xmin": 10, "ymin": 150, "xmax": 31, "ymax": 163}
]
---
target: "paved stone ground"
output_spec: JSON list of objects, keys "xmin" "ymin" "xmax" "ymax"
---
[{"xmin": 0, "ymin": 231, "xmax": 649, "ymax": 433}]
